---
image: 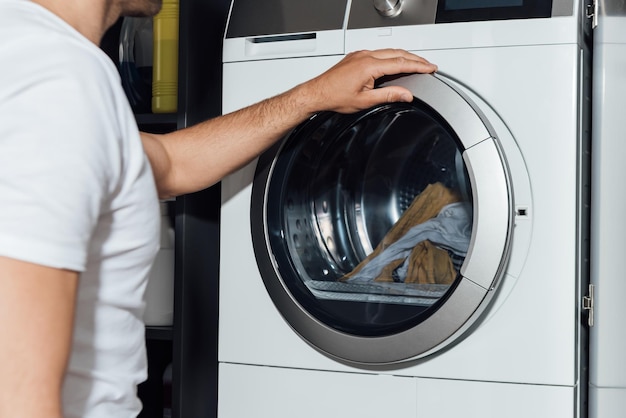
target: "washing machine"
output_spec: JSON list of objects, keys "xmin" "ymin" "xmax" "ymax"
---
[
  {"xmin": 219, "ymin": 0, "xmax": 592, "ymax": 417},
  {"xmin": 589, "ymin": 0, "xmax": 626, "ymax": 416}
]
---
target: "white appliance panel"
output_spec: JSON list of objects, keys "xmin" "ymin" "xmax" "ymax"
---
[
  {"xmin": 218, "ymin": 363, "xmax": 417, "ymax": 418},
  {"xmin": 589, "ymin": 7, "xmax": 626, "ymax": 416},
  {"xmin": 417, "ymin": 377, "xmax": 576, "ymax": 417},
  {"xmin": 344, "ymin": 15, "xmax": 579, "ymax": 52},
  {"xmin": 589, "ymin": 386, "xmax": 626, "ymax": 418},
  {"xmin": 590, "ymin": 41, "xmax": 626, "ymax": 388},
  {"xmin": 222, "ymin": 55, "xmax": 343, "ymax": 113},
  {"xmin": 217, "ymin": 365, "xmax": 576, "ymax": 418},
  {"xmin": 223, "ymin": 30, "xmax": 345, "ymax": 63}
]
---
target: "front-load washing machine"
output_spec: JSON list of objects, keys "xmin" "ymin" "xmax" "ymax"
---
[{"xmin": 219, "ymin": 0, "xmax": 592, "ymax": 417}]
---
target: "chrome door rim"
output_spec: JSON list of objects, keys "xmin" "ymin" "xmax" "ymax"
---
[{"xmin": 251, "ymin": 73, "xmax": 514, "ymax": 365}]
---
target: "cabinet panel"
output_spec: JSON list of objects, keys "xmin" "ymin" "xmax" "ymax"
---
[{"xmin": 219, "ymin": 363, "xmax": 418, "ymax": 418}]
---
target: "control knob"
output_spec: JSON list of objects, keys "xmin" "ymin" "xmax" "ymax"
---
[{"xmin": 373, "ymin": 0, "xmax": 403, "ymax": 17}]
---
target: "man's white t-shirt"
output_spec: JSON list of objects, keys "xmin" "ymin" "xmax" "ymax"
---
[{"xmin": 0, "ymin": 1, "xmax": 160, "ymax": 416}]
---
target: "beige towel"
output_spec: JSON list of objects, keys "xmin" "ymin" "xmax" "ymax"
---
[
  {"xmin": 403, "ymin": 240, "xmax": 456, "ymax": 284},
  {"xmin": 341, "ymin": 182, "xmax": 460, "ymax": 284}
]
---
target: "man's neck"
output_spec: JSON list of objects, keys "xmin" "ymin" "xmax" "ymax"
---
[{"xmin": 30, "ymin": 0, "xmax": 119, "ymax": 45}]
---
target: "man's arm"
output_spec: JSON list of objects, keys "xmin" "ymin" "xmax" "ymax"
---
[
  {"xmin": 142, "ymin": 49, "xmax": 438, "ymax": 199},
  {"xmin": 0, "ymin": 256, "xmax": 78, "ymax": 418}
]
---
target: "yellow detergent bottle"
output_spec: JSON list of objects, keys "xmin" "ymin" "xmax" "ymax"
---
[{"xmin": 152, "ymin": 0, "xmax": 179, "ymax": 113}]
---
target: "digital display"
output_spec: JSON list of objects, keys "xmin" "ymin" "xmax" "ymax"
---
[
  {"xmin": 436, "ymin": 0, "xmax": 552, "ymax": 22},
  {"xmin": 445, "ymin": 0, "xmax": 524, "ymax": 11}
]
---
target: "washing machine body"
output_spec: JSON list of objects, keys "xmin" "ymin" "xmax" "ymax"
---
[
  {"xmin": 219, "ymin": 0, "xmax": 592, "ymax": 417},
  {"xmin": 589, "ymin": 0, "xmax": 626, "ymax": 416}
]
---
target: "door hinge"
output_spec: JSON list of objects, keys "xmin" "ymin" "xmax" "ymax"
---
[
  {"xmin": 586, "ymin": 0, "xmax": 598, "ymax": 29},
  {"xmin": 582, "ymin": 284, "xmax": 595, "ymax": 327}
]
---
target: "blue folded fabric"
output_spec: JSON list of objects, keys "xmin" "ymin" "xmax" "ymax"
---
[{"xmin": 345, "ymin": 202, "xmax": 472, "ymax": 283}]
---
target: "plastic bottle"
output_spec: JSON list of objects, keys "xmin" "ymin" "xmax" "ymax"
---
[{"xmin": 152, "ymin": 0, "xmax": 179, "ymax": 113}]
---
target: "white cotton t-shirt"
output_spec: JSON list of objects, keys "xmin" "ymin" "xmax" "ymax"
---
[{"xmin": 0, "ymin": 1, "xmax": 160, "ymax": 417}]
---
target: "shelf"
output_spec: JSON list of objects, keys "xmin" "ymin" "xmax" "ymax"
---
[
  {"xmin": 146, "ymin": 325, "xmax": 174, "ymax": 341},
  {"xmin": 135, "ymin": 112, "xmax": 177, "ymax": 124}
]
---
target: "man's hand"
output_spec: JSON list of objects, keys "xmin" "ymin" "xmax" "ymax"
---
[{"xmin": 301, "ymin": 49, "xmax": 438, "ymax": 114}]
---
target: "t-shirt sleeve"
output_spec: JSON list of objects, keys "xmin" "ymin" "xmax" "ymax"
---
[{"xmin": 0, "ymin": 45, "xmax": 121, "ymax": 272}]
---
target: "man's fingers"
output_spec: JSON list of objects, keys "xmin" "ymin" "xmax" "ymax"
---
[
  {"xmin": 351, "ymin": 49, "xmax": 438, "ymax": 73},
  {"xmin": 366, "ymin": 48, "xmax": 435, "ymax": 65},
  {"xmin": 376, "ymin": 55, "xmax": 438, "ymax": 76}
]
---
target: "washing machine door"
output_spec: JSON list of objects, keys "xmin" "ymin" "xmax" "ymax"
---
[{"xmin": 251, "ymin": 73, "xmax": 513, "ymax": 365}]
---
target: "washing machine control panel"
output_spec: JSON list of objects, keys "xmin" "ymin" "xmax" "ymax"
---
[{"xmin": 348, "ymin": 0, "xmax": 573, "ymax": 28}]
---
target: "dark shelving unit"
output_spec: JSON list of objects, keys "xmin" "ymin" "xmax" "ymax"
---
[{"xmin": 101, "ymin": 1, "xmax": 230, "ymax": 416}]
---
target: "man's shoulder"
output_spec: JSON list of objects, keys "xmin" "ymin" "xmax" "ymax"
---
[{"xmin": 1, "ymin": 0, "xmax": 117, "ymax": 87}]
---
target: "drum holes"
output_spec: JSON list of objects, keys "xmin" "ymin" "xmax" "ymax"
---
[{"xmin": 326, "ymin": 236, "xmax": 335, "ymax": 251}]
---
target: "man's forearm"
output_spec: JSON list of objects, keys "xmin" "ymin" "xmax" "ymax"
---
[{"xmin": 143, "ymin": 82, "xmax": 313, "ymax": 199}]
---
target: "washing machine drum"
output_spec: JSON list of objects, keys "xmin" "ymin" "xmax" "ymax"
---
[{"xmin": 252, "ymin": 73, "xmax": 514, "ymax": 365}]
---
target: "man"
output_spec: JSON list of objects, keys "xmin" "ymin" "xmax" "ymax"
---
[{"xmin": 0, "ymin": 0, "xmax": 437, "ymax": 416}]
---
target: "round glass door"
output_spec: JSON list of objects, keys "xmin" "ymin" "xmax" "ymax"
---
[{"xmin": 252, "ymin": 73, "xmax": 513, "ymax": 364}]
